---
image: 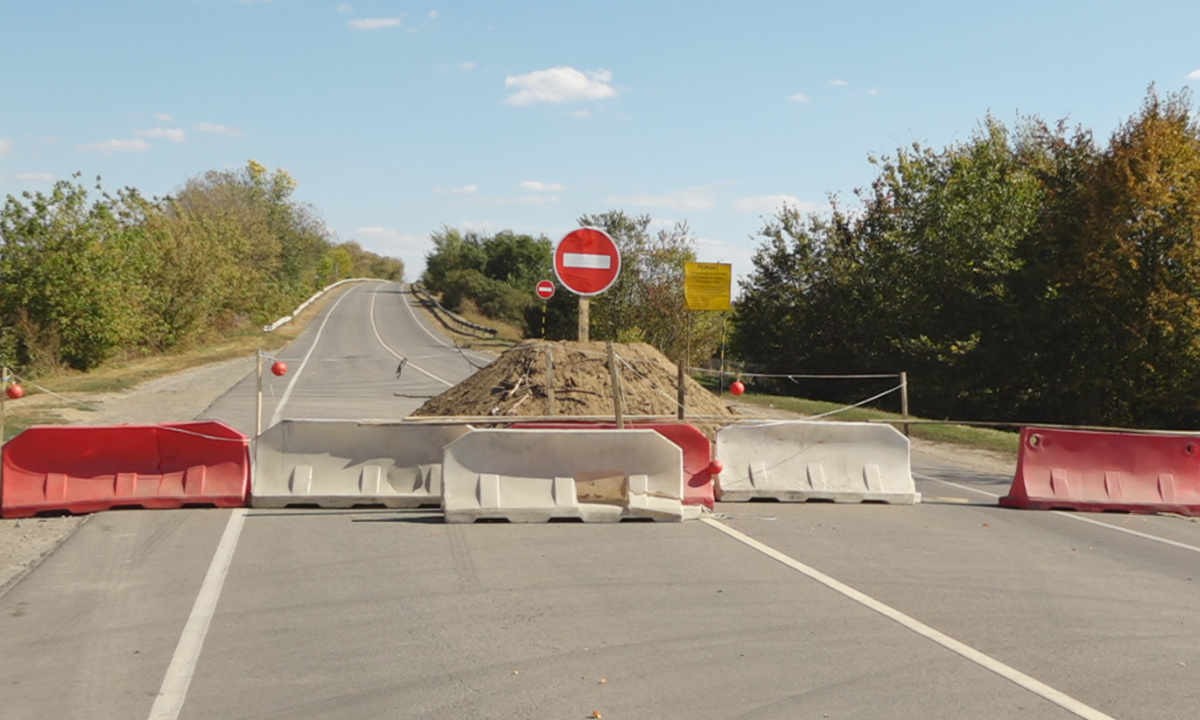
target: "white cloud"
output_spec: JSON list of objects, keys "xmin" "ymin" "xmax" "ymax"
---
[
  {"xmin": 505, "ymin": 66, "xmax": 617, "ymax": 106},
  {"xmin": 136, "ymin": 127, "xmax": 187, "ymax": 143},
  {"xmin": 829, "ymin": 79, "xmax": 848, "ymax": 87},
  {"xmin": 435, "ymin": 184, "xmax": 478, "ymax": 195},
  {"xmin": 516, "ymin": 195, "xmax": 559, "ymax": 205},
  {"xmin": 1188, "ymin": 69, "xmax": 1200, "ymax": 80},
  {"xmin": 78, "ymin": 139, "xmax": 152, "ymax": 153},
  {"xmin": 608, "ymin": 188, "xmax": 715, "ymax": 211},
  {"xmin": 732, "ymin": 194, "xmax": 816, "ymax": 214},
  {"xmin": 155, "ymin": 112, "xmax": 175, "ymax": 122},
  {"xmin": 459, "ymin": 61, "xmax": 476, "ymax": 71},
  {"xmin": 336, "ymin": 3, "xmax": 353, "ymax": 13},
  {"xmin": 196, "ymin": 122, "xmax": 244, "ymax": 137},
  {"xmin": 16, "ymin": 172, "xmax": 54, "ymax": 182},
  {"xmin": 0, "ymin": 138, "xmax": 10, "ymax": 156},
  {"xmin": 428, "ymin": 10, "xmax": 438, "ymax": 19},
  {"xmin": 348, "ymin": 17, "xmax": 401, "ymax": 30},
  {"xmin": 459, "ymin": 220, "xmax": 504, "ymax": 234},
  {"xmin": 787, "ymin": 93, "xmax": 810, "ymax": 103},
  {"xmin": 520, "ymin": 181, "xmax": 564, "ymax": 192},
  {"xmin": 868, "ymin": 88, "xmax": 881, "ymax": 95}
]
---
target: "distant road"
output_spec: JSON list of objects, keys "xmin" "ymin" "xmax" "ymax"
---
[
  {"xmin": 0, "ymin": 281, "xmax": 1197, "ymax": 719},
  {"xmin": 200, "ymin": 281, "xmax": 491, "ymax": 433}
]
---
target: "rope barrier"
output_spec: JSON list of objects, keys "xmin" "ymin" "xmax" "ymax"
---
[{"xmin": 686, "ymin": 366, "xmax": 900, "ymax": 380}]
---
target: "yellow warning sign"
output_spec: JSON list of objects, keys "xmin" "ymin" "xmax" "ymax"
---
[{"xmin": 684, "ymin": 262, "xmax": 732, "ymax": 311}]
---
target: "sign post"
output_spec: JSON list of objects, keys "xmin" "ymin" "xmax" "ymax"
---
[
  {"xmin": 535, "ymin": 280, "xmax": 555, "ymax": 338},
  {"xmin": 554, "ymin": 228, "xmax": 621, "ymax": 342},
  {"xmin": 684, "ymin": 262, "xmax": 733, "ymax": 392}
]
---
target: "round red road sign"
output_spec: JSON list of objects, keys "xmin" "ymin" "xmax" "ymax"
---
[
  {"xmin": 553, "ymin": 228, "xmax": 621, "ymax": 296},
  {"xmin": 535, "ymin": 280, "xmax": 555, "ymax": 300}
]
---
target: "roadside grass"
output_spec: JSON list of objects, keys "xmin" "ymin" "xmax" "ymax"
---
[
  {"xmin": 728, "ymin": 391, "xmax": 1021, "ymax": 457},
  {"xmin": 1, "ymin": 406, "xmax": 78, "ymax": 440},
  {"xmin": 36, "ymin": 330, "xmax": 293, "ymax": 395},
  {"xmin": 414, "ymin": 298, "xmax": 523, "ymax": 353},
  {"xmin": 0, "ymin": 285, "xmax": 344, "ymax": 439}
]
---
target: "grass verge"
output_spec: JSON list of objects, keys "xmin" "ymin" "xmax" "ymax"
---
[{"xmin": 0, "ymin": 284, "xmax": 352, "ymax": 439}]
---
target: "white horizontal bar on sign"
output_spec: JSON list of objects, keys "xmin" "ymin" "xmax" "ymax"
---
[{"xmin": 563, "ymin": 253, "xmax": 611, "ymax": 270}]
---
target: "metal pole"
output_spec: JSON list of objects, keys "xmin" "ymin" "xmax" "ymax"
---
[
  {"xmin": 256, "ymin": 350, "xmax": 264, "ymax": 438},
  {"xmin": 676, "ymin": 357, "xmax": 686, "ymax": 420},
  {"xmin": 1, "ymin": 366, "xmax": 7, "ymax": 444},
  {"xmin": 719, "ymin": 312, "xmax": 728, "ymax": 395},
  {"xmin": 900, "ymin": 371, "xmax": 910, "ymax": 437}
]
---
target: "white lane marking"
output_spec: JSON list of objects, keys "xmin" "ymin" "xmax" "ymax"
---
[
  {"xmin": 562, "ymin": 252, "xmax": 610, "ymax": 269},
  {"xmin": 1057, "ymin": 513, "xmax": 1200, "ymax": 554},
  {"xmin": 268, "ymin": 287, "xmax": 355, "ymax": 427},
  {"xmin": 148, "ymin": 509, "xmax": 247, "ymax": 720},
  {"xmin": 397, "ymin": 284, "xmax": 492, "ymax": 366},
  {"xmin": 369, "ymin": 284, "xmax": 453, "ymax": 387},
  {"xmin": 913, "ymin": 473, "xmax": 1001, "ymax": 499},
  {"xmin": 914, "ymin": 472, "xmax": 1200, "ymax": 554},
  {"xmin": 701, "ymin": 517, "xmax": 1117, "ymax": 720}
]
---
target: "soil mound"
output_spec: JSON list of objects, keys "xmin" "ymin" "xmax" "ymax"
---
[{"xmin": 412, "ymin": 340, "xmax": 740, "ymax": 432}]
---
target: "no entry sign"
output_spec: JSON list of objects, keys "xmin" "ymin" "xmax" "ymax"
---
[
  {"xmin": 535, "ymin": 279, "xmax": 555, "ymax": 299},
  {"xmin": 553, "ymin": 228, "xmax": 621, "ymax": 296}
]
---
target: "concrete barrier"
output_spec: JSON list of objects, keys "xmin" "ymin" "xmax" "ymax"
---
[
  {"xmin": 1000, "ymin": 427, "xmax": 1200, "ymax": 515},
  {"xmin": 442, "ymin": 429, "xmax": 687, "ymax": 522},
  {"xmin": 252, "ymin": 420, "xmax": 469, "ymax": 508},
  {"xmin": 715, "ymin": 421, "xmax": 919, "ymax": 504},
  {"xmin": 510, "ymin": 421, "xmax": 715, "ymax": 509},
  {"xmin": 1, "ymin": 422, "xmax": 249, "ymax": 518}
]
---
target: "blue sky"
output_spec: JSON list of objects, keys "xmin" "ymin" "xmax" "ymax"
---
[{"xmin": 3, "ymin": 1, "xmax": 1200, "ymax": 289}]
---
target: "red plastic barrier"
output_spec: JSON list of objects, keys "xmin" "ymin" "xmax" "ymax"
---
[
  {"xmin": 510, "ymin": 422, "xmax": 715, "ymax": 509},
  {"xmin": 1, "ymin": 421, "xmax": 250, "ymax": 518},
  {"xmin": 1000, "ymin": 427, "xmax": 1200, "ymax": 515}
]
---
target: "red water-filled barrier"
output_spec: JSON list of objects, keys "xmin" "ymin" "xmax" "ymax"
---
[
  {"xmin": 1, "ymin": 421, "xmax": 250, "ymax": 518},
  {"xmin": 1000, "ymin": 427, "xmax": 1200, "ymax": 515},
  {"xmin": 510, "ymin": 422, "xmax": 715, "ymax": 509}
]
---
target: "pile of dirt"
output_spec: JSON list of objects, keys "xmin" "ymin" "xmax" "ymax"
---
[{"xmin": 412, "ymin": 340, "xmax": 741, "ymax": 434}]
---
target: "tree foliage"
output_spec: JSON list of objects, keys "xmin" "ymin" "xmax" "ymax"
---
[
  {"xmin": 0, "ymin": 162, "xmax": 404, "ymax": 372},
  {"xmin": 578, "ymin": 211, "xmax": 723, "ymax": 363},
  {"xmin": 734, "ymin": 87, "xmax": 1200, "ymax": 428},
  {"xmin": 422, "ymin": 227, "xmax": 553, "ymax": 329},
  {"xmin": 422, "ymin": 214, "xmax": 727, "ymax": 363}
]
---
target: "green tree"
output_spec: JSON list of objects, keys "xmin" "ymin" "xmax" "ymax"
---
[
  {"xmin": 577, "ymin": 211, "xmax": 723, "ymax": 363},
  {"xmin": 735, "ymin": 118, "xmax": 1047, "ymax": 416},
  {"xmin": 422, "ymin": 227, "xmax": 551, "ymax": 330},
  {"xmin": 0, "ymin": 177, "xmax": 142, "ymax": 369},
  {"xmin": 1052, "ymin": 89, "xmax": 1200, "ymax": 426}
]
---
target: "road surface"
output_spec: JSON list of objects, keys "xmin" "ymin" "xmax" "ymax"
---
[{"xmin": 0, "ymin": 281, "xmax": 1197, "ymax": 719}]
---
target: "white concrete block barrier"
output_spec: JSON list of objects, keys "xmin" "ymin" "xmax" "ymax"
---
[
  {"xmin": 441, "ymin": 429, "xmax": 688, "ymax": 523},
  {"xmin": 252, "ymin": 420, "xmax": 470, "ymax": 508},
  {"xmin": 714, "ymin": 421, "xmax": 920, "ymax": 504}
]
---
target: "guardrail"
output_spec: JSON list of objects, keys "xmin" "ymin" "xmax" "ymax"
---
[
  {"xmin": 410, "ymin": 283, "xmax": 499, "ymax": 338},
  {"xmin": 263, "ymin": 278, "xmax": 385, "ymax": 332}
]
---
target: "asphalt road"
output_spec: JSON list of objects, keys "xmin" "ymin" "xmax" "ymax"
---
[{"xmin": 1, "ymin": 282, "xmax": 1198, "ymax": 719}]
